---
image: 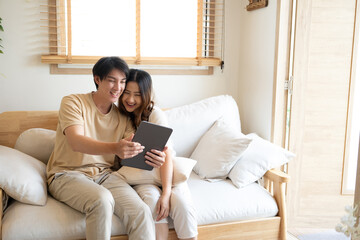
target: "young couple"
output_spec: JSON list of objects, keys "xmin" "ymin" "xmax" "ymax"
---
[{"xmin": 46, "ymin": 56, "xmax": 197, "ymax": 240}]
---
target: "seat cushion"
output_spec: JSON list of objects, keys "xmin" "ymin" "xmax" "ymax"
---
[
  {"xmin": 2, "ymin": 196, "xmax": 126, "ymax": 240},
  {"xmin": 2, "ymin": 173, "xmax": 279, "ymax": 240},
  {"xmin": 188, "ymin": 172, "xmax": 279, "ymax": 225}
]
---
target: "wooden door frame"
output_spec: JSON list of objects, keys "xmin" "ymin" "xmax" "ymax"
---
[{"xmin": 271, "ymin": 0, "xmax": 294, "ymax": 147}]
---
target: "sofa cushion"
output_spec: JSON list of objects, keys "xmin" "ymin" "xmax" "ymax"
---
[
  {"xmin": 228, "ymin": 133, "xmax": 295, "ymax": 188},
  {"xmin": 0, "ymin": 146, "xmax": 47, "ymax": 206},
  {"xmin": 14, "ymin": 128, "xmax": 56, "ymax": 164},
  {"xmin": 165, "ymin": 95, "xmax": 241, "ymax": 158},
  {"xmin": 190, "ymin": 119, "xmax": 251, "ymax": 179},
  {"xmin": 116, "ymin": 157, "xmax": 196, "ymax": 186},
  {"xmin": 188, "ymin": 172, "xmax": 279, "ymax": 225},
  {"xmin": 3, "ymin": 173, "xmax": 279, "ymax": 240},
  {"xmin": 2, "ymin": 195, "xmax": 126, "ymax": 240}
]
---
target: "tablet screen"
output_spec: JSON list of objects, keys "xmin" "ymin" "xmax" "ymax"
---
[{"xmin": 121, "ymin": 121, "xmax": 173, "ymax": 170}]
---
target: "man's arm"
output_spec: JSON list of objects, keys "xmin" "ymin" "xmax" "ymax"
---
[{"xmin": 64, "ymin": 125, "xmax": 144, "ymax": 159}]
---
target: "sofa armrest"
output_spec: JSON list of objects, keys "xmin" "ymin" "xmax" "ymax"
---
[
  {"xmin": 263, "ymin": 168, "xmax": 290, "ymax": 240},
  {"xmin": 0, "ymin": 188, "xmax": 3, "ymax": 240},
  {"xmin": 264, "ymin": 168, "xmax": 290, "ymax": 183}
]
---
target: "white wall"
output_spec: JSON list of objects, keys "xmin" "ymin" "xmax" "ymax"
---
[
  {"xmin": 0, "ymin": 0, "xmax": 277, "ymax": 140},
  {"xmin": 237, "ymin": 0, "xmax": 278, "ymax": 140}
]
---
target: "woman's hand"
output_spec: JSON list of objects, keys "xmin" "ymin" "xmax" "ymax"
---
[
  {"xmin": 145, "ymin": 146, "xmax": 168, "ymax": 168},
  {"xmin": 156, "ymin": 192, "xmax": 171, "ymax": 221}
]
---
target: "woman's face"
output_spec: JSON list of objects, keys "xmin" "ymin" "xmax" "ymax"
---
[{"xmin": 122, "ymin": 81, "xmax": 142, "ymax": 113}]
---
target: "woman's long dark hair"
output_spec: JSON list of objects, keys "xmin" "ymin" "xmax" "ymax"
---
[{"xmin": 118, "ymin": 69, "xmax": 154, "ymax": 129}]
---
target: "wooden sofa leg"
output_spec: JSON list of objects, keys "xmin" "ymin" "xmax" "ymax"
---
[{"xmin": 273, "ymin": 181, "xmax": 287, "ymax": 240}]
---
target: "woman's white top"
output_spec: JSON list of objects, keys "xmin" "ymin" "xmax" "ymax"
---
[{"xmin": 148, "ymin": 106, "xmax": 176, "ymax": 157}]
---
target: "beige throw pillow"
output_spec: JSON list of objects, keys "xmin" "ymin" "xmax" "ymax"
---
[
  {"xmin": 0, "ymin": 146, "xmax": 47, "ymax": 206},
  {"xmin": 116, "ymin": 157, "xmax": 196, "ymax": 186},
  {"xmin": 14, "ymin": 128, "xmax": 56, "ymax": 164}
]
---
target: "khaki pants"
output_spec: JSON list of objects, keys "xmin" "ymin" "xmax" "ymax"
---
[{"xmin": 49, "ymin": 171, "xmax": 155, "ymax": 240}]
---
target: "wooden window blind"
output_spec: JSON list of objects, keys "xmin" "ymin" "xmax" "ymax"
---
[{"xmin": 40, "ymin": 0, "xmax": 225, "ymax": 68}]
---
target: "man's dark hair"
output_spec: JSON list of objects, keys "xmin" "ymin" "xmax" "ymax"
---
[{"xmin": 92, "ymin": 57, "xmax": 129, "ymax": 89}]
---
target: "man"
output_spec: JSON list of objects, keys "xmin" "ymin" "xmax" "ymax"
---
[{"xmin": 46, "ymin": 56, "xmax": 164, "ymax": 240}]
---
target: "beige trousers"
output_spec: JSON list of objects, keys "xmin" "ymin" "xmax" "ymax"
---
[
  {"xmin": 134, "ymin": 182, "xmax": 198, "ymax": 239},
  {"xmin": 49, "ymin": 171, "xmax": 155, "ymax": 240}
]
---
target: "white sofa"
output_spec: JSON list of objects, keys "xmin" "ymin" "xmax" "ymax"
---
[{"xmin": 0, "ymin": 95, "xmax": 291, "ymax": 240}]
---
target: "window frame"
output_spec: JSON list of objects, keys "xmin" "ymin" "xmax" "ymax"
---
[{"xmin": 41, "ymin": 0, "xmax": 224, "ymax": 74}]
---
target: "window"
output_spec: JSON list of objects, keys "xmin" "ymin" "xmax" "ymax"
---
[{"xmin": 40, "ymin": 0, "xmax": 225, "ymax": 73}]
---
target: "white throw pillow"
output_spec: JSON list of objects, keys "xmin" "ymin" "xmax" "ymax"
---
[
  {"xmin": 165, "ymin": 95, "xmax": 241, "ymax": 158},
  {"xmin": 190, "ymin": 119, "xmax": 252, "ymax": 179},
  {"xmin": 116, "ymin": 157, "xmax": 196, "ymax": 186},
  {"xmin": 14, "ymin": 128, "xmax": 56, "ymax": 164},
  {"xmin": 0, "ymin": 146, "xmax": 48, "ymax": 205},
  {"xmin": 228, "ymin": 133, "xmax": 295, "ymax": 188}
]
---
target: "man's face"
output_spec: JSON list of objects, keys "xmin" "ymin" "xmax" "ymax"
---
[{"xmin": 95, "ymin": 69, "xmax": 126, "ymax": 103}]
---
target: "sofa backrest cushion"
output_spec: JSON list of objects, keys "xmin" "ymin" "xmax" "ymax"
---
[
  {"xmin": 165, "ymin": 95, "xmax": 241, "ymax": 158},
  {"xmin": 14, "ymin": 128, "xmax": 56, "ymax": 164},
  {"xmin": 12, "ymin": 95, "xmax": 241, "ymax": 163}
]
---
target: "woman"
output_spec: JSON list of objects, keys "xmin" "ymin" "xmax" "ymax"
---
[{"xmin": 118, "ymin": 69, "xmax": 198, "ymax": 240}]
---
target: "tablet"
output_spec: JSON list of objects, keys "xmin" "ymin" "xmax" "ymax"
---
[{"xmin": 121, "ymin": 121, "xmax": 173, "ymax": 170}]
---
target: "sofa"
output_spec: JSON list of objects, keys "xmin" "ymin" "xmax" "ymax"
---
[{"xmin": 0, "ymin": 95, "xmax": 292, "ymax": 240}]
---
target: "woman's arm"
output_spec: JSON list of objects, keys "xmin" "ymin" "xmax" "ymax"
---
[
  {"xmin": 148, "ymin": 107, "xmax": 175, "ymax": 220},
  {"xmin": 160, "ymin": 148, "xmax": 173, "ymax": 194},
  {"xmin": 156, "ymin": 148, "xmax": 173, "ymax": 221},
  {"xmin": 143, "ymin": 146, "xmax": 173, "ymax": 221}
]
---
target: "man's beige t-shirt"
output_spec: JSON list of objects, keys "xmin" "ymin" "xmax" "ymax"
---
[{"xmin": 46, "ymin": 93, "xmax": 134, "ymax": 185}]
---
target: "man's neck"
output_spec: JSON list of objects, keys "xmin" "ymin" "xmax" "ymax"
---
[{"xmin": 91, "ymin": 92, "xmax": 112, "ymax": 114}]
